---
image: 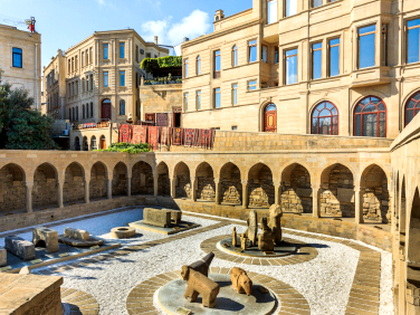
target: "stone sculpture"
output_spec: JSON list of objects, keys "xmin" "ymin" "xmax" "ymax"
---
[
  {"xmin": 32, "ymin": 227, "xmax": 59, "ymax": 253},
  {"xmin": 181, "ymin": 265, "xmax": 220, "ymax": 308},
  {"xmin": 258, "ymin": 218, "xmax": 274, "ymax": 251},
  {"xmin": 64, "ymin": 228, "xmax": 89, "ymax": 240},
  {"xmin": 143, "ymin": 208, "xmax": 171, "ymax": 228},
  {"xmin": 244, "ymin": 210, "xmax": 258, "ymax": 246},
  {"xmin": 5, "ymin": 235, "xmax": 35, "ymax": 261},
  {"xmin": 0, "ymin": 247, "xmax": 6, "ymax": 267},
  {"xmin": 230, "ymin": 267, "xmax": 253, "ymax": 296},
  {"xmin": 240, "ymin": 234, "xmax": 249, "ymax": 251},
  {"xmin": 232, "ymin": 227, "xmax": 238, "ymax": 247},
  {"xmin": 59, "ymin": 228, "xmax": 104, "ymax": 247},
  {"xmin": 268, "ymin": 204, "xmax": 283, "ymax": 246},
  {"xmin": 186, "ymin": 252, "xmax": 215, "ymax": 277}
]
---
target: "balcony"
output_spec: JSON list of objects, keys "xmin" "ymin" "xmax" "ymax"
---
[{"xmin": 351, "ymin": 66, "xmax": 391, "ymax": 88}]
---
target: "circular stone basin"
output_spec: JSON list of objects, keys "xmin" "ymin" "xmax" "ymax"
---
[
  {"xmin": 110, "ymin": 226, "xmax": 136, "ymax": 239},
  {"xmin": 217, "ymin": 238, "xmax": 298, "ymax": 258},
  {"xmin": 156, "ymin": 273, "xmax": 277, "ymax": 315}
]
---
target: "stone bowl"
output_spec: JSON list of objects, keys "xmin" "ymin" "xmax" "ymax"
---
[{"xmin": 110, "ymin": 226, "xmax": 136, "ymax": 239}]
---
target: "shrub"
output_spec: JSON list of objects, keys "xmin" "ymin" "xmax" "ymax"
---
[{"xmin": 96, "ymin": 142, "xmax": 150, "ymax": 154}]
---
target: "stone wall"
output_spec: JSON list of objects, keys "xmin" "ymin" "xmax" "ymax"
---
[
  {"xmin": 112, "ymin": 163, "xmax": 128, "ymax": 196},
  {"xmin": 33, "ymin": 164, "xmax": 59, "ymax": 210},
  {"xmin": 63, "ymin": 163, "xmax": 85, "ymax": 204},
  {"xmin": 0, "ymin": 165, "xmax": 26, "ymax": 214},
  {"xmin": 139, "ymin": 83, "xmax": 182, "ymax": 120},
  {"xmin": 90, "ymin": 162, "xmax": 108, "ymax": 200},
  {"xmin": 132, "ymin": 162, "xmax": 154, "ymax": 195},
  {"xmin": 280, "ymin": 164, "xmax": 312, "ymax": 213}
]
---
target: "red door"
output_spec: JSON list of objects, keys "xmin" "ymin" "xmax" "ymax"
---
[
  {"xmin": 264, "ymin": 104, "xmax": 277, "ymax": 132},
  {"xmin": 101, "ymin": 99, "xmax": 112, "ymax": 120}
]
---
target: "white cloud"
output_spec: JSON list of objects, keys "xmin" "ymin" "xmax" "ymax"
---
[
  {"xmin": 96, "ymin": 0, "xmax": 106, "ymax": 5},
  {"xmin": 140, "ymin": 9, "xmax": 211, "ymax": 52}
]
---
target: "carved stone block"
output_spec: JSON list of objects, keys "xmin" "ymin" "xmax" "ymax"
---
[
  {"xmin": 5, "ymin": 235, "xmax": 35, "ymax": 261},
  {"xmin": 143, "ymin": 208, "xmax": 171, "ymax": 228},
  {"xmin": 64, "ymin": 228, "xmax": 90, "ymax": 240},
  {"xmin": 0, "ymin": 247, "xmax": 6, "ymax": 267},
  {"xmin": 33, "ymin": 227, "xmax": 59, "ymax": 253},
  {"xmin": 164, "ymin": 208, "xmax": 182, "ymax": 225}
]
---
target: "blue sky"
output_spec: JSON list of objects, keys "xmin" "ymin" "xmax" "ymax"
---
[{"xmin": 0, "ymin": 0, "xmax": 252, "ymax": 67}]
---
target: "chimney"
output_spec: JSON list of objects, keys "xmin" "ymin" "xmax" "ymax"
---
[
  {"xmin": 183, "ymin": 37, "xmax": 190, "ymax": 42},
  {"xmin": 214, "ymin": 9, "xmax": 225, "ymax": 22},
  {"xmin": 154, "ymin": 36, "xmax": 158, "ymax": 45}
]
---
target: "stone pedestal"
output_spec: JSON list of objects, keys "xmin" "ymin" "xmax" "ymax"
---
[
  {"xmin": 5, "ymin": 235, "xmax": 35, "ymax": 261},
  {"xmin": 33, "ymin": 227, "xmax": 59, "ymax": 253},
  {"xmin": 0, "ymin": 273, "xmax": 63, "ymax": 315}
]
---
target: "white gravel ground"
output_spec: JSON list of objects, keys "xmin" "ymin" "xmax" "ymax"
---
[{"xmin": 28, "ymin": 210, "xmax": 393, "ymax": 315}]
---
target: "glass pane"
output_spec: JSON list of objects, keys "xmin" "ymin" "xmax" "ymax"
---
[
  {"xmin": 359, "ymin": 32, "xmax": 376, "ymax": 68},
  {"xmin": 265, "ymin": 104, "xmax": 276, "ymax": 111},
  {"xmin": 285, "ymin": 0, "xmax": 297, "ymax": 16},
  {"xmin": 285, "ymin": 50, "xmax": 298, "ymax": 84},
  {"xmin": 359, "ymin": 25, "xmax": 376, "ymax": 34},
  {"xmin": 312, "ymin": 0, "xmax": 323, "ymax": 8},
  {"xmin": 312, "ymin": 43, "xmax": 322, "ymax": 79},
  {"xmin": 329, "ymin": 39, "xmax": 340, "ymax": 76},
  {"xmin": 407, "ymin": 26, "xmax": 420, "ymax": 63},
  {"xmin": 249, "ymin": 40, "xmax": 257, "ymax": 62},
  {"xmin": 267, "ymin": 0, "xmax": 278, "ymax": 24},
  {"xmin": 214, "ymin": 51, "xmax": 221, "ymax": 71}
]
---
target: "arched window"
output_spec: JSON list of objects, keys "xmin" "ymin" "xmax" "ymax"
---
[
  {"xmin": 196, "ymin": 55, "xmax": 201, "ymax": 75},
  {"xmin": 311, "ymin": 101, "xmax": 338, "ymax": 135},
  {"xmin": 91, "ymin": 136, "xmax": 97, "ymax": 150},
  {"xmin": 119, "ymin": 100, "xmax": 126, "ymax": 115},
  {"xmin": 101, "ymin": 98, "xmax": 111, "ymax": 120},
  {"xmin": 405, "ymin": 91, "xmax": 420, "ymax": 126},
  {"xmin": 354, "ymin": 96, "xmax": 386, "ymax": 137},
  {"xmin": 82, "ymin": 136, "xmax": 88, "ymax": 151},
  {"xmin": 74, "ymin": 137, "xmax": 80, "ymax": 151},
  {"xmin": 82, "ymin": 104, "xmax": 85, "ymax": 119},
  {"xmin": 232, "ymin": 45, "xmax": 238, "ymax": 67},
  {"xmin": 263, "ymin": 103, "xmax": 277, "ymax": 132},
  {"xmin": 99, "ymin": 135, "xmax": 106, "ymax": 149}
]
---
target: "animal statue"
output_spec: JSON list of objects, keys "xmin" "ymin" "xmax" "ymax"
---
[
  {"xmin": 268, "ymin": 204, "xmax": 283, "ymax": 246},
  {"xmin": 258, "ymin": 217, "xmax": 274, "ymax": 251},
  {"xmin": 187, "ymin": 252, "xmax": 215, "ymax": 277},
  {"xmin": 181, "ymin": 265, "xmax": 220, "ymax": 308},
  {"xmin": 230, "ymin": 267, "xmax": 253, "ymax": 296}
]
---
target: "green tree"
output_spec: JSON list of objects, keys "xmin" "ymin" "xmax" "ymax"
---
[{"xmin": 0, "ymin": 74, "xmax": 57, "ymax": 150}]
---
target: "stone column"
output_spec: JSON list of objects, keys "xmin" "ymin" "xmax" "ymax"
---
[
  {"xmin": 214, "ymin": 179, "xmax": 220, "ymax": 204},
  {"xmin": 58, "ymin": 180, "xmax": 64, "ymax": 208},
  {"xmin": 26, "ymin": 181, "xmax": 33, "ymax": 213},
  {"xmin": 127, "ymin": 176, "xmax": 132, "ymax": 197},
  {"xmin": 355, "ymin": 185, "xmax": 363, "ymax": 224},
  {"xmin": 191, "ymin": 178, "xmax": 197, "ymax": 201},
  {"xmin": 170, "ymin": 177, "xmax": 176, "ymax": 199},
  {"xmin": 242, "ymin": 181, "xmax": 248, "ymax": 209},
  {"xmin": 312, "ymin": 185, "xmax": 320, "ymax": 218},
  {"xmin": 274, "ymin": 182, "xmax": 280, "ymax": 205},
  {"xmin": 84, "ymin": 179, "xmax": 90, "ymax": 204},
  {"xmin": 107, "ymin": 178, "xmax": 113, "ymax": 199},
  {"xmin": 153, "ymin": 172, "xmax": 159, "ymax": 197}
]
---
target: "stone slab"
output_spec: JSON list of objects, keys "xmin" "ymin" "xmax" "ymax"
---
[
  {"xmin": 5, "ymin": 235, "xmax": 36, "ymax": 261},
  {"xmin": 0, "ymin": 247, "xmax": 6, "ymax": 267},
  {"xmin": 143, "ymin": 208, "xmax": 172, "ymax": 228},
  {"xmin": 156, "ymin": 273, "xmax": 277, "ymax": 315},
  {"xmin": 64, "ymin": 228, "xmax": 90, "ymax": 241},
  {"xmin": 129, "ymin": 220, "xmax": 200, "ymax": 235}
]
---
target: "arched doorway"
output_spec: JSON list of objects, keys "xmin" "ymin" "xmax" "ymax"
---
[
  {"xmin": 82, "ymin": 137, "xmax": 89, "ymax": 151},
  {"xmin": 248, "ymin": 163, "xmax": 274, "ymax": 208},
  {"xmin": 196, "ymin": 162, "xmax": 215, "ymax": 202},
  {"xmin": 90, "ymin": 162, "xmax": 107, "ymax": 200},
  {"xmin": 174, "ymin": 162, "xmax": 191, "ymax": 198},
  {"xmin": 112, "ymin": 162, "xmax": 128, "ymax": 197},
  {"xmin": 157, "ymin": 162, "xmax": 170, "ymax": 196},
  {"xmin": 0, "ymin": 164, "xmax": 26, "ymax": 214},
  {"xmin": 99, "ymin": 135, "xmax": 106, "ymax": 149},
  {"xmin": 74, "ymin": 137, "xmax": 81, "ymax": 151},
  {"xmin": 33, "ymin": 163, "xmax": 59, "ymax": 210},
  {"xmin": 280, "ymin": 163, "xmax": 312, "ymax": 213},
  {"xmin": 220, "ymin": 162, "xmax": 242, "ymax": 205},
  {"xmin": 91, "ymin": 136, "xmax": 97, "ymax": 150},
  {"xmin": 131, "ymin": 161, "xmax": 154, "ymax": 195},
  {"xmin": 101, "ymin": 98, "xmax": 112, "ymax": 120},
  {"xmin": 263, "ymin": 103, "xmax": 277, "ymax": 132},
  {"xmin": 63, "ymin": 162, "xmax": 85, "ymax": 204}
]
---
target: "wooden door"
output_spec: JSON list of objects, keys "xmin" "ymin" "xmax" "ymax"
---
[
  {"xmin": 101, "ymin": 101, "xmax": 111, "ymax": 120},
  {"xmin": 264, "ymin": 105, "xmax": 277, "ymax": 132}
]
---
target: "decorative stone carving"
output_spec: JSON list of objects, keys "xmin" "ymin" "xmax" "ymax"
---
[
  {"xmin": 268, "ymin": 204, "xmax": 283, "ymax": 246},
  {"xmin": 181, "ymin": 266, "xmax": 220, "ymax": 308},
  {"xmin": 248, "ymin": 186, "xmax": 270, "ymax": 208},
  {"xmin": 186, "ymin": 252, "xmax": 215, "ymax": 277},
  {"xmin": 5, "ymin": 235, "xmax": 35, "ymax": 261},
  {"xmin": 197, "ymin": 177, "xmax": 215, "ymax": 201},
  {"xmin": 143, "ymin": 208, "xmax": 171, "ymax": 228},
  {"xmin": 64, "ymin": 228, "xmax": 89, "ymax": 240},
  {"xmin": 221, "ymin": 184, "xmax": 241, "ymax": 204},
  {"xmin": 258, "ymin": 218, "xmax": 274, "ymax": 251},
  {"xmin": 230, "ymin": 267, "xmax": 253, "ymax": 296},
  {"xmin": 32, "ymin": 227, "xmax": 59, "ymax": 253},
  {"xmin": 244, "ymin": 210, "xmax": 258, "ymax": 246},
  {"xmin": 0, "ymin": 247, "xmax": 6, "ymax": 267}
]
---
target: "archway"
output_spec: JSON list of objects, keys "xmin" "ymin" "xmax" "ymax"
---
[
  {"xmin": 248, "ymin": 163, "xmax": 274, "ymax": 208},
  {"xmin": 74, "ymin": 137, "xmax": 81, "ymax": 151},
  {"xmin": 280, "ymin": 164, "xmax": 312, "ymax": 213},
  {"xmin": 112, "ymin": 162, "xmax": 128, "ymax": 196},
  {"xmin": 90, "ymin": 162, "xmax": 107, "ymax": 200},
  {"xmin": 174, "ymin": 162, "xmax": 191, "ymax": 198},
  {"xmin": 263, "ymin": 103, "xmax": 277, "ymax": 132},
  {"xmin": 0, "ymin": 164, "xmax": 26, "ymax": 214},
  {"xmin": 196, "ymin": 162, "xmax": 215, "ymax": 202},
  {"xmin": 63, "ymin": 162, "xmax": 85, "ymax": 204},
  {"xmin": 311, "ymin": 101, "xmax": 338, "ymax": 135},
  {"xmin": 132, "ymin": 161, "xmax": 154, "ymax": 195},
  {"xmin": 353, "ymin": 96, "xmax": 386, "ymax": 137},
  {"xmin": 90, "ymin": 136, "xmax": 97, "ymax": 150},
  {"xmin": 101, "ymin": 98, "xmax": 112, "ymax": 120},
  {"xmin": 360, "ymin": 165, "xmax": 389, "ymax": 223},
  {"xmin": 405, "ymin": 90, "xmax": 420, "ymax": 126},
  {"xmin": 82, "ymin": 136, "xmax": 88, "ymax": 151},
  {"xmin": 100, "ymin": 135, "xmax": 107, "ymax": 149},
  {"xmin": 157, "ymin": 162, "xmax": 170, "ymax": 196},
  {"xmin": 220, "ymin": 162, "xmax": 242, "ymax": 205},
  {"xmin": 407, "ymin": 188, "xmax": 420, "ymax": 300},
  {"xmin": 319, "ymin": 164, "xmax": 354, "ymax": 217},
  {"xmin": 33, "ymin": 163, "xmax": 59, "ymax": 210}
]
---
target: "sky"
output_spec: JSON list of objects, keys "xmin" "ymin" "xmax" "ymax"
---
[{"xmin": 0, "ymin": 0, "xmax": 252, "ymax": 68}]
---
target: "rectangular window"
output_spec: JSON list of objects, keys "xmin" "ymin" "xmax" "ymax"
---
[
  {"xmin": 285, "ymin": 0, "xmax": 297, "ymax": 17},
  {"xmin": 195, "ymin": 90, "xmax": 201, "ymax": 110},
  {"xmin": 183, "ymin": 92, "xmax": 189, "ymax": 111},
  {"xmin": 213, "ymin": 88, "xmax": 221, "ymax": 108},
  {"xmin": 119, "ymin": 70, "xmax": 125, "ymax": 86},
  {"xmin": 261, "ymin": 45, "xmax": 268, "ymax": 62},
  {"xmin": 196, "ymin": 57, "xmax": 201, "ymax": 75},
  {"xmin": 184, "ymin": 59, "xmax": 189, "ymax": 78},
  {"xmin": 103, "ymin": 71, "xmax": 109, "ymax": 88},
  {"xmin": 213, "ymin": 50, "xmax": 221, "ymax": 78},
  {"xmin": 311, "ymin": 42, "xmax": 322, "ymax": 79},
  {"xmin": 81, "ymin": 52, "xmax": 85, "ymax": 67},
  {"xmin": 136, "ymin": 45, "xmax": 139, "ymax": 62},
  {"xmin": 231, "ymin": 125, "xmax": 238, "ymax": 130},
  {"xmin": 231, "ymin": 83, "xmax": 238, "ymax": 105},
  {"xmin": 358, "ymin": 24, "xmax": 376, "ymax": 69},
  {"xmin": 12, "ymin": 47, "xmax": 22, "ymax": 68},
  {"xmin": 90, "ymin": 74, "xmax": 94, "ymax": 91},
  {"xmin": 328, "ymin": 38, "xmax": 340, "ymax": 76},
  {"xmin": 103, "ymin": 43, "xmax": 109, "ymax": 60},
  {"xmin": 89, "ymin": 47, "xmax": 93, "ymax": 64},
  {"xmin": 274, "ymin": 46, "xmax": 279, "ymax": 63},
  {"xmin": 248, "ymin": 40, "xmax": 257, "ymax": 62},
  {"xmin": 247, "ymin": 80, "xmax": 258, "ymax": 91},
  {"xmin": 119, "ymin": 42, "xmax": 125, "ymax": 58},
  {"xmin": 232, "ymin": 46, "xmax": 238, "ymax": 67},
  {"xmin": 285, "ymin": 48, "xmax": 298, "ymax": 84},
  {"xmin": 267, "ymin": 0, "xmax": 278, "ymax": 24},
  {"xmin": 90, "ymin": 102, "xmax": 93, "ymax": 117},
  {"xmin": 312, "ymin": 0, "xmax": 323, "ymax": 8},
  {"xmin": 407, "ymin": 18, "xmax": 420, "ymax": 63},
  {"xmin": 146, "ymin": 52, "xmax": 151, "ymax": 58}
]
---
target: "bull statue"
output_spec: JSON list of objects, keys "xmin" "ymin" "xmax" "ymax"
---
[
  {"xmin": 230, "ymin": 267, "xmax": 253, "ymax": 296},
  {"xmin": 181, "ymin": 265, "xmax": 220, "ymax": 308},
  {"xmin": 186, "ymin": 252, "xmax": 215, "ymax": 277}
]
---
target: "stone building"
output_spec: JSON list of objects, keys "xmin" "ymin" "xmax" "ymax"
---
[
  {"xmin": 43, "ymin": 29, "xmax": 169, "ymax": 148},
  {"xmin": 181, "ymin": 0, "xmax": 420, "ymax": 138},
  {"xmin": 0, "ymin": 23, "xmax": 41, "ymax": 109}
]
